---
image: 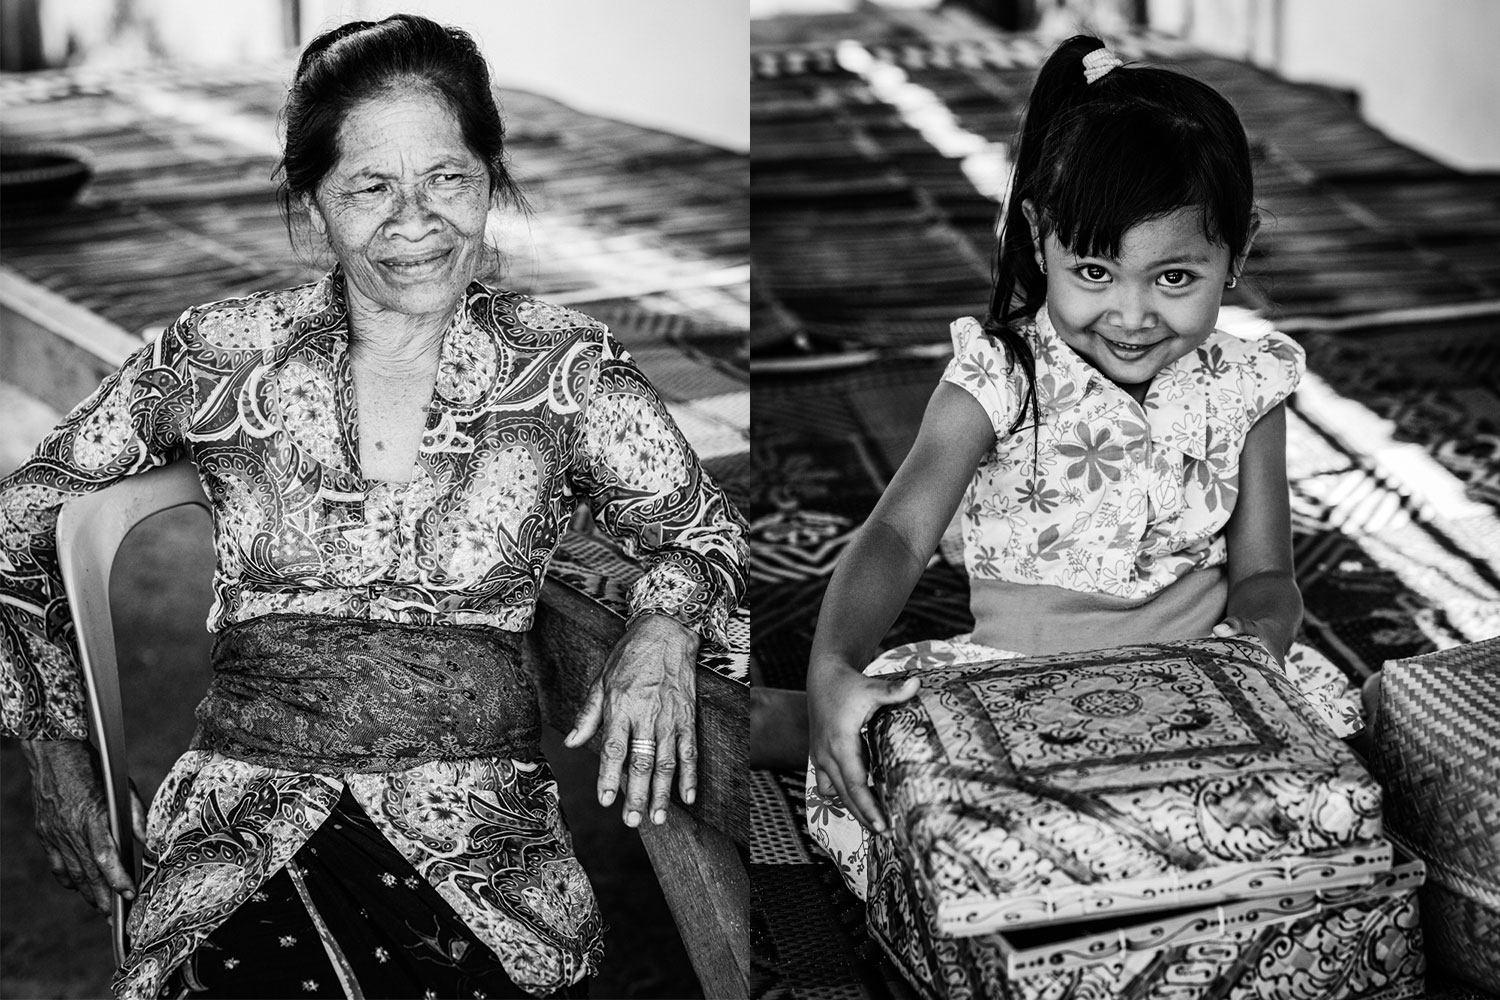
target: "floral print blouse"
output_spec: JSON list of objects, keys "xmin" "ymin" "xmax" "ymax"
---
[
  {"xmin": 0, "ymin": 269, "xmax": 746, "ymax": 998},
  {"xmin": 942, "ymin": 304, "xmax": 1305, "ymax": 599}
]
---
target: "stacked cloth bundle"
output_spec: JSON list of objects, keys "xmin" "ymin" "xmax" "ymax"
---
[
  {"xmin": 1367, "ymin": 637, "xmax": 1500, "ymax": 995},
  {"xmin": 864, "ymin": 636, "xmax": 1426, "ymax": 999}
]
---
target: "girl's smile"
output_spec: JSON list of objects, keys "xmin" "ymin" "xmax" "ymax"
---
[{"xmin": 1030, "ymin": 204, "xmax": 1257, "ymax": 402}]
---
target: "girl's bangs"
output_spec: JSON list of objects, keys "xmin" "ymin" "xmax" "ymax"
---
[{"xmin": 1038, "ymin": 108, "xmax": 1243, "ymax": 260}]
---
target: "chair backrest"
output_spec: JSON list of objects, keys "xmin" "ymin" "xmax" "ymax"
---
[{"xmin": 55, "ymin": 459, "xmax": 209, "ymax": 968}]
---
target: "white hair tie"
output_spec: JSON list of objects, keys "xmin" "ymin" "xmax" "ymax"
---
[{"xmin": 1082, "ymin": 48, "xmax": 1123, "ymax": 85}]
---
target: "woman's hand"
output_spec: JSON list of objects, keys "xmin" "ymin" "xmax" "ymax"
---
[
  {"xmin": 19, "ymin": 738, "xmax": 148, "ymax": 914},
  {"xmin": 565, "ymin": 614, "xmax": 700, "ymax": 828},
  {"xmin": 807, "ymin": 661, "xmax": 920, "ymax": 834}
]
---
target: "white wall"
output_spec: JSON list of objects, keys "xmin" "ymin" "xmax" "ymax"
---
[
  {"xmin": 38, "ymin": 0, "xmax": 288, "ymax": 67},
  {"xmin": 1148, "ymin": 0, "xmax": 1500, "ymax": 170},
  {"xmin": 37, "ymin": 0, "xmax": 748, "ymax": 153},
  {"xmin": 301, "ymin": 0, "xmax": 749, "ymax": 152}
]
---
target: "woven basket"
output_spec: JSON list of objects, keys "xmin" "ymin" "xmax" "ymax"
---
[{"xmin": 1369, "ymin": 636, "xmax": 1500, "ymax": 992}]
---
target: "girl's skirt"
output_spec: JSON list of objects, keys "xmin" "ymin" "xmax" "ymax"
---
[
  {"xmin": 163, "ymin": 786, "xmax": 588, "ymax": 1000},
  {"xmin": 806, "ymin": 633, "xmax": 1364, "ymax": 901}
]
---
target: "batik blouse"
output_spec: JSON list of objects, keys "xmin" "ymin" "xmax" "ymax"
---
[
  {"xmin": 942, "ymin": 304, "xmax": 1305, "ymax": 600},
  {"xmin": 0, "ymin": 269, "xmax": 747, "ymax": 998}
]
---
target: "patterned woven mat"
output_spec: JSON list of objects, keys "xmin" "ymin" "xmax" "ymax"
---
[{"xmin": 752, "ymin": 14, "xmax": 1500, "ymax": 361}]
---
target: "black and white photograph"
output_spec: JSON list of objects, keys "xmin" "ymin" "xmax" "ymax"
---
[{"xmin": 6, "ymin": 1, "xmax": 1500, "ymax": 998}]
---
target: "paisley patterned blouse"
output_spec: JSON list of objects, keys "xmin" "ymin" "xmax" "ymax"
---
[
  {"xmin": 0, "ymin": 269, "xmax": 746, "ymax": 998},
  {"xmin": 942, "ymin": 305, "xmax": 1305, "ymax": 599}
]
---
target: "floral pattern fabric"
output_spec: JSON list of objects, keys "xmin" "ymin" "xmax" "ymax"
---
[
  {"xmin": 944, "ymin": 305, "xmax": 1304, "ymax": 598},
  {"xmin": 0, "ymin": 269, "xmax": 747, "ymax": 998}
]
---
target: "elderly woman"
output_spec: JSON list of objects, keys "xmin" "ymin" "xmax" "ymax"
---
[{"xmin": 1, "ymin": 14, "xmax": 744, "ymax": 1000}]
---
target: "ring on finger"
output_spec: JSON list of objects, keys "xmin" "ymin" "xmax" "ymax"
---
[{"xmin": 629, "ymin": 737, "xmax": 657, "ymax": 758}]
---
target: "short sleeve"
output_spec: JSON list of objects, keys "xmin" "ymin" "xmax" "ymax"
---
[
  {"xmin": 939, "ymin": 317, "xmax": 1025, "ymax": 435},
  {"xmin": 1241, "ymin": 331, "xmax": 1306, "ymax": 425}
]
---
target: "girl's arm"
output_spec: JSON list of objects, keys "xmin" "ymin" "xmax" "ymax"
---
[
  {"xmin": 1214, "ymin": 402, "xmax": 1303, "ymax": 662},
  {"xmin": 808, "ymin": 382, "xmax": 995, "ymax": 832}
]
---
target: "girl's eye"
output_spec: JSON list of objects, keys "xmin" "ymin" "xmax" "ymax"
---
[
  {"xmin": 1158, "ymin": 270, "xmax": 1196, "ymax": 288},
  {"xmin": 1074, "ymin": 264, "xmax": 1110, "ymax": 283}
]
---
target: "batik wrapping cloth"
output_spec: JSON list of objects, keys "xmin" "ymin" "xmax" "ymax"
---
[
  {"xmin": 867, "ymin": 636, "xmax": 1388, "ymax": 937},
  {"xmin": 193, "ymin": 614, "xmax": 540, "ymax": 772},
  {"xmin": 867, "ymin": 830, "xmax": 1426, "ymax": 1000}
]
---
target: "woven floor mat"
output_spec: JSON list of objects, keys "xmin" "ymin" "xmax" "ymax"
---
[
  {"xmin": 2, "ymin": 65, "xmax": 748, "ymax": 345},
  {"xmin": 752, "ymin": 17, "xmax": 1500, "ymax": 359}
]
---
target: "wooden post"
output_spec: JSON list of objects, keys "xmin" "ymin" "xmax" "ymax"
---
[
  {"xmin": 526, "ymin": 572, "xmax": 749, "ymax": 994},
  {"xmin": 639, "ymin": 803, "xmax": 750, "ymax": 999},
  {"xmin": 1, "ymin": 0, "xmax": 45, "ymax": 71}
]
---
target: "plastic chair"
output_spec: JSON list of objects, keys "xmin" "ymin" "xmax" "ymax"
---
[{"xmin": 56, "ymin": 459, "xmax": 210, "ymax": 967}]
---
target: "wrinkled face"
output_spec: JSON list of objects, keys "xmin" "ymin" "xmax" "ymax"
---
[
  {"xmin": 1030, "ymin": 204, "xmax": 1255, "ymax": 401},
  {"xmin": 306, "ymin": 87, "xmax": 492, "ymax": 323}
]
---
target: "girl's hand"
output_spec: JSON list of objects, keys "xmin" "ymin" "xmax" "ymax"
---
[
  {"xmin": 1212, "ymin": 617, "xmax": 1283, "ymax": 664},
  {"xmin": 808, "ymin": 663, "xmax": 921, "ymax": 834},
  {"xmin": 20, "ymin": 738, "xmax": 148, "ymax": 914},
  {"xmin": 566, "ymin": 614, "xmax": 700, "ymax": 828}
]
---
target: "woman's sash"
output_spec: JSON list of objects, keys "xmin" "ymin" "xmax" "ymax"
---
[{"xmin": 191, "ymin": 614, "xmax": 540, "ymax": 772}]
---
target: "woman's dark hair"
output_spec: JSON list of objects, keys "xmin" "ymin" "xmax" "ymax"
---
[
  {"xmin": 987, "ymin": 35, "xmax": 1255, "ymax": 434},
  {"xmin": 275, "ymin": 14, "xmax": 527, "ymax": 241}
]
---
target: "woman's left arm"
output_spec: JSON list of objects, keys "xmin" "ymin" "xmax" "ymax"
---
[
  {"xmin": 561, "ymin": 329, "xmax": 747, "ymax": 827},
  {"xmin": 1214, "ymin": 402, "xmax": 1304, "ymax": 664}
]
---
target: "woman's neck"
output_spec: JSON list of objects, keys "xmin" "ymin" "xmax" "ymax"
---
[{"xmin": 345, "ymin": 299, "xmax": 449, "ymax": 376}]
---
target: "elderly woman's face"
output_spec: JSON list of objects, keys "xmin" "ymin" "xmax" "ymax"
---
[{"xmin": 307, "ymin": 87, "xmax": 491, "ymax": 322}]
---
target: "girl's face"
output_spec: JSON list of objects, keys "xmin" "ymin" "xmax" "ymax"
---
[
  {"xmin": 306, "ymin": 88, "xmax": 493, "ymax": 324},
  {"xmin": 1028, "ymin": 204, "xmax": 1257, "ymax": 401}
]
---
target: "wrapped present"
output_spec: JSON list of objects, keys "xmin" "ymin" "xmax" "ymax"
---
[
  {"xmin": 868, "ymin": 830, "xmax": 1426, "ymax": 1000},
  {"xmin": 866, "ymin": 637, "xmax": 1388, "ymax": 936}
]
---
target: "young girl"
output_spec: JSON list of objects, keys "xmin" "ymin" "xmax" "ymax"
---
[{"xmin": 804, "ymin": 36, "xmax": 1363, "ymax": 899}]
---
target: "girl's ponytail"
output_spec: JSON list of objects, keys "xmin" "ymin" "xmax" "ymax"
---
[{"xmin": 985, "ymin": 35, "xmax": 1111, "ymax": 435}]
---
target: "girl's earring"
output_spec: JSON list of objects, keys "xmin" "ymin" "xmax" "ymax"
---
[
  {"xmin": 1036, "ymin": 255, "xmax": 1047, "ymax": 275},
  {"xmin": 1225, "ymin": 274, "xmax": 1238, "ymax": 289}
]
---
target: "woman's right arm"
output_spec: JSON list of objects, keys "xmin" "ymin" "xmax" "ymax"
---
[
  {"xmin": 2, "ymin": 314, "xmax": 196, "ymax": 909},
  {"xmin": 807, "ymin": 381, "xmax": 995, "ymax": 832}
]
